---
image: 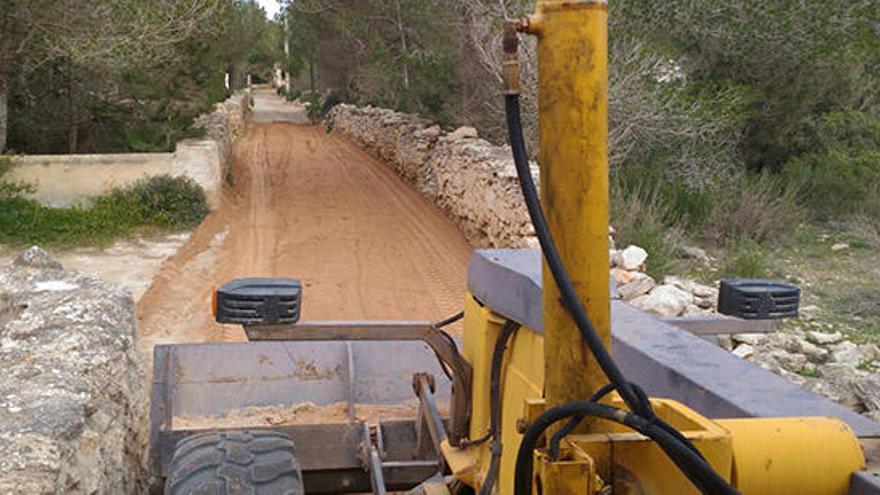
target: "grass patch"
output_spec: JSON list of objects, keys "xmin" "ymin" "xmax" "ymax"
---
[
  {"xmin": 798, "ymin": 365, "xmax": 820, "ymax": 378},
  {"xmin": 851, "ymin": 215, "xmax": 880, "ymax": 249},
  {"xmin": 831, "ymin": 285, "xmax": 880, "ymax": 322},
  {"xmin": 0, "ymin": 175, "xmax": 208, "ymax": 248}
]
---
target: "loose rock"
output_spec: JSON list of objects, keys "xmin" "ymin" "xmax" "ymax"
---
[
  {"xmin": 732, "ymin": 344, "xmax": 754, "ymax": 359},
  {"xmin": 617, "ymin": 272, "xmax": 656, "ymax": 301},
  {"xmin": 615, "ymin": 246, "xmax": 648, "ymax": 271},
  {"xmin": 807, "ymin": 330, "xmax": 844, "ymax": 345},
  {"xmin": 447, "ymin": 126, "xmax": 479, "ymax": 140},
  {"xmin": 733, "ymin": 333, "xmax": 768, "ymax": 346},
  {"xmin": 630, "ymin": 284, "xmax": 692, "ymax": 317}
]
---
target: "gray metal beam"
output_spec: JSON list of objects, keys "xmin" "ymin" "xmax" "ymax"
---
[
  {"xmin": 851, "ymin": 472, "xmax": 880, "ymax": 495},
  {"xmin": 467, "ymin": 249, "xmax": 880, "ymax": 438}
]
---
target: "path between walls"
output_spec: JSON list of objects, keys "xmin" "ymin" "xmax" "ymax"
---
[{"xmin": 136, "ymin": 90, "xmax": 472, "ymax": 350}]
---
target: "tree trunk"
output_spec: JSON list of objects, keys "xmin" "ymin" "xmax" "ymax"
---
[
  {"xmin": 67, "ymin": 62, "xmax": 78, "ymax": 154},
  {"xmin": 309, "ymin": 52, "xmax": 316, "ymax": 94},
  {"xmin": 395, "ymin": 0, "xmax": 410, "ymax": 90},
  {"xmin": 0, "ymin": 81, "xmax": 7, "ymax": 154}
]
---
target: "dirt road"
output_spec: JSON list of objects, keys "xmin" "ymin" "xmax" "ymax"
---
[{"xmin": 137, "ymin": 92, "xmax": 472, "ymax": 349}]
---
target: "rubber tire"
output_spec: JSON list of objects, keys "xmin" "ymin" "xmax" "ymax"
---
[{"xmin": 165, "ymin": 430, "xmax": 304, "ymax": 495}]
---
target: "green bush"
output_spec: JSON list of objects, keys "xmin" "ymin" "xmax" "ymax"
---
[
  {"xmin": 110, "ymin": 174, "xmax": 209, "ymax": 229},
  {"xmin": 0, "ymin": 175, "xmax": 208, "ymax": 247},
  {"xmin": 783, "ymin": 149, "xmax": 880, "ymax": 219},
  {"xmin": 305, "ymin": 92, "xmax": 323, "ymax": 123},
  {"xmin": 781, "ymin": 111, "xmax": 880, "ymax": 220},
  {"xmin": 286, "ymin": 88, "xmax": 302, "ymax": 102},
  {"xmin": 720, "ymin": 238, "xmax": 768, "ymax": 279},
  {"xmin": 611, "ymin": 180, "xmax": 683, "ymax": 279},
  {"xmin": 613, "ymin": 162, "xmax": 714, "ymax": 229},
  {"xmin": 704, "ymin": 173, "xmax": 806, "ymax": 246},
  {"xmin": 0, "ymin": 156, "xmax": 34, "ymax": 201}
]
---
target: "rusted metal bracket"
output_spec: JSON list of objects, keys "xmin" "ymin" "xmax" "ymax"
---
[{"xmin": 360, "ymin": 425, "xmax": 388, "ymax": 495}]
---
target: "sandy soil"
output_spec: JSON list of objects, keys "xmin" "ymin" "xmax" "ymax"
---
[
  {"xmin": 137, "ymin": 91, "xmax": 472, "ymax": 351},
  {"xmin": 173, "ymin": 401, "xmax": 432, "ymax": 430}
]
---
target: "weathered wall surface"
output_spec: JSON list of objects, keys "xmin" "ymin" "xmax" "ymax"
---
[
  {"xmin": 329, "ymin": 104, "xmax": 537, "ymax": 248},
  {"xmin": 6, "ymin": 91, "xmax": 252, "ymax": 209},
  {"xmin": 194, "ymin": 89, "xmax": 252, "ymax": 177},
  {"xmin": 0, "ymin": 247, "xmax": 146, "ymax": 494},
  {"xmin": 9, "ymin": 153, "xmax": 175, "ymax": 207}
]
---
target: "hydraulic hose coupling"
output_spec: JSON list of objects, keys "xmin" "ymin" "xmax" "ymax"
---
[{"xmin": 502, "ymin": 20, "xmax": 524, "ymax": 95}]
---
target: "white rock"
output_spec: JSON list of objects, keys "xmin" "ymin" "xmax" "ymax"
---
[
  {"xmin": 716, "ymin": 334, "xmax": 734, "ymax": 351},
  {"xmin": 419, "ymin": 125, "xmax": 441, "ymax": 138},
  {"xmin": 807, "ymin": 331, "xmax": 844, "ymax": 345},
  {"xmin": 629, "ymin": 284, "xmax": 692, "ymax": 317},
  {"xmin": 615, "ymin": 245, "xmax": 648, "ymax": 271},
  {"xmin": 733, "ymin": 333, "xmax": 768, "ymax": 346},
  {"xmin": 665, "ymin": 275, "xmax": 717, "ymax": 298},
  {"xmin": 796, "ymin": 339, "xmax": 829, "ymax": 363},
  {"xmin": 859, "ymin": 344, "xmax": 880, "ymax": 363},
  {"xmin": 831, "ymin": 243, "xmax": 850, "ymax": 252},
  {"xmin": 447, "ymin": 126, "xmax": 478, "ymax": 140},
  {"xmin": 770, "ymin": 350, "xmax": 808, "ymax": 371},
  {"xmin": 831, "ymin": 341, "xmax": 863, "ymax": 367},
  {"xmin": 732, "ymin": 344, "xmax": 754, "ymax": 359},
  {"xmin": 853, "ymin": 379, "xmax": 880, "ymax": 412},
  {"xmin": 618, "ymin": 273, "xmax": 657, "ymax": 301}
]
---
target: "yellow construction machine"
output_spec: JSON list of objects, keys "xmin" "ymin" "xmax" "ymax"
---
[{"xmin": 148, "ymin": 1, "xmax": 878, "ymax": 493}]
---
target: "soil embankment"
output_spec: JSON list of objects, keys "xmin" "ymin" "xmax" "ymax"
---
[{"xmin": 137, "ymin": 91, "xmax": 472, "ymax": 349}]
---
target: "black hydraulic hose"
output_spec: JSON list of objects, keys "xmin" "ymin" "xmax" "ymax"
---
[
  {"xmin": 505, "ymin": 92, "xmax": 736, "ymax": 494},
  {"xmin": 504, "ymin": 93, "xmax": 645, "ymax": 417},
  {"xmin": 435, "ymin": 311, "xmax": 465, "ymax": 329},
  {"xmin": 480, "ymin": 320, "xmax": 520, "ymax": 495},
  {"xmin": 513, "ymin": 402, "xmax": 738, "ymax": 495},
  {"xmin": 549, "ymin": 382, "xmax": 706, "ymax": 462}
]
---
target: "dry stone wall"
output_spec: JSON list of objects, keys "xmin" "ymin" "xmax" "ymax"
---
[
  {"xmin": 194, "ymin": 90, "xmax": 252, "ymax": 178},
  {"xmin": 329, "ymin": 104, "xmax": 536, "ymax": 248},
  {"xmin": 0, "ymin": 248, "xmax": 146, "ymax": 494}
]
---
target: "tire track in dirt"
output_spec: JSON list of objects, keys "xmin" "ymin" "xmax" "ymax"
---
[{"xmin": 136, "ymin": 93, "xmax": 472, "ymax": 352}]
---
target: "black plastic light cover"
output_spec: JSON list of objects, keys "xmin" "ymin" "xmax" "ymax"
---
[
  {"xmin": 717, "ymin": 279, "xmax": 799, "ymax": 320},
  {"xmin": 214, "ymin": 278, "xmax": 301, "ymax": 325}
]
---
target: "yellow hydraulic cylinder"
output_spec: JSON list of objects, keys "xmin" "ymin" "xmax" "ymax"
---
[
  {"xmin": 526, "ymin": 0, "xmax": 611, "ymax": 422},
  {"xmin": 717, "ymin": 417, "xmax": 865, "ymax": 495}
]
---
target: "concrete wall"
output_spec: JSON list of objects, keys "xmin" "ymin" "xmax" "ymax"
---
[
  {"xmin": 9, "ymin": 153, "xmax": 174, "ymax": 208},
  {"xmin": 5, "ymin": 91, "xmax": 251, "ymax": 210}
]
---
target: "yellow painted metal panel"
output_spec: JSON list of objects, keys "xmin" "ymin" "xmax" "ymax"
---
[{"xmin": 461, "ymin": 294, "xmax": 546, "ymax": 493}]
